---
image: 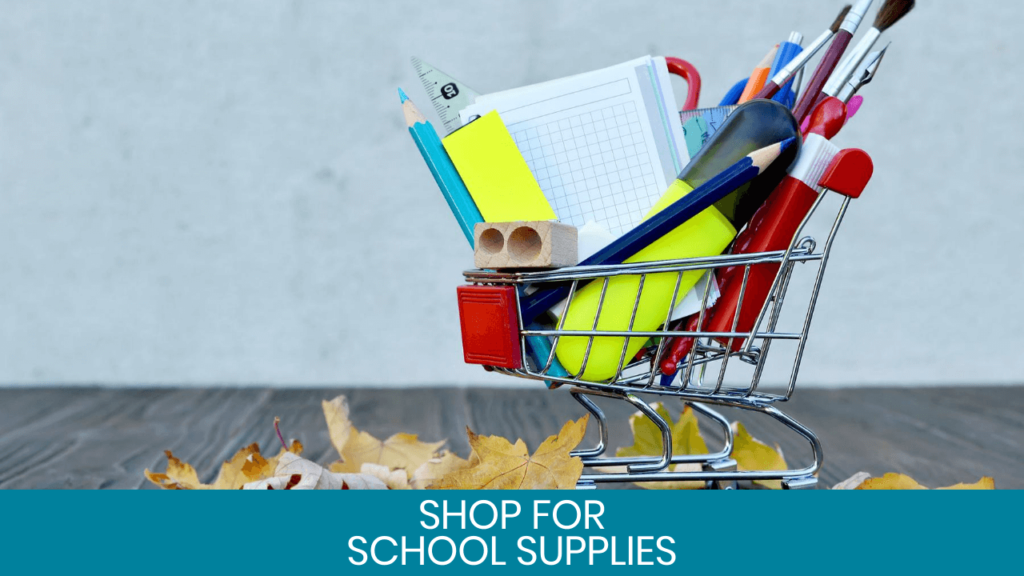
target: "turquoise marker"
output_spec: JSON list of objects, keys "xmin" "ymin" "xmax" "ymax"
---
[
  {"xmin": 400, "ymin": 88, "xmax": 482, "ymax": 246},
  {"xmin": 400, "ymin": 88, "xmax": 568, "ymax": 384}
]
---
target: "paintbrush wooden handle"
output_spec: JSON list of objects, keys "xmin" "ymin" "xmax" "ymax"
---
[
  {"xmin": 752, "ymin": 81, "xmax": 780, "ymax": 101},
  {"xmin": 792, "ymin": 31, "xmax": 853, "ymax": 123}
]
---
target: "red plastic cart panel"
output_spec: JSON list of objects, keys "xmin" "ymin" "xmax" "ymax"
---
[{"xmin": 456, "ymin": 285, "xmax": 522, "ymax": 369}]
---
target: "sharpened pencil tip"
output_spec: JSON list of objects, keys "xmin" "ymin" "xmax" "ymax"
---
[
  {"xmin": 398, "ymin": 87, "xmax": 409, "ymax": 103},
  {"xmin": 748, "ymin": 138, "xmax": 799, "ymax": 174}
]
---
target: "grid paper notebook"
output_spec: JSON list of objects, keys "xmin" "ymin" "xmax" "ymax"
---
[{"xmin": 461, "ymin": 57, "xmax": 687, "ymax": 238}]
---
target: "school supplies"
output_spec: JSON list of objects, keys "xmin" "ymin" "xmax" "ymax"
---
[
  {"xmin": 792, "ymin": 0, "xmax": 873, "ymax": 123},
  {"xmin": 460, "ymin": 56, "xmax": 688, "ymax": 239},
  {"xmin": 401, "ymin": 88, "xmax": 483, "ymax": 246},
  {"xmin": 680, "ymin": 99, "xmax": 802, "ymax": 229},
  {"xmin": 553, "ymin": 139, "xmax": 796, "ymax": 380},
  {"xmin": 738, "ymin": 46, "xmax": 779, "ymax": 103},
  {"xmin": 473, "ymin": 221, "xmax": 578, "ymax": 269},
  {"xmin": 519, "ymin": 138, "xmax": 797, "ymax": 326},
  {"xmin": 751, "ymin": 5, "xmax": 852, "ymax": 101},
  {"xmin": 660, "ymin": 112, "xmax": 847, "ymax": 379},
  {"xmin": 827, "ymin": 0, "xmax": 913, "ymax": 100},
  {"xmin": 411, "ymin": 57, "xmax": 482, "ymax": 135},
  {"xmin": 442, "ymin": 110, "xmax": 557, "ymax": 222}
]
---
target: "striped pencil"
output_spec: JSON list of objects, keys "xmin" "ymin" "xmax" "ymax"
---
[
  {"xmin": 400, "ymin": 88, "xmax": 483, "ymax": 247},
  {"xmin": 519, "ymin": 138, "xmax": 797, "ymax": 324}
]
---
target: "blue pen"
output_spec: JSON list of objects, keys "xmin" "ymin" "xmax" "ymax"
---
[
  {"xmin": 770, "ymin": 33, "xmax": 805, "ymax": 108},
  {"xmin": 719, "ymin": 78, "xmax": 749, "ymax": 106}
]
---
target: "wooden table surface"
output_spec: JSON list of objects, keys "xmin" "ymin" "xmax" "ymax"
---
[{"xmin": 0, "ymin": 386, "xmax": 1020, "ymax": 489}]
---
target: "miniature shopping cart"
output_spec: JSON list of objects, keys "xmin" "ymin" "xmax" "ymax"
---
[{"xmin": 458, "ymin": 152, "xmax": 872, "ymax": 489}]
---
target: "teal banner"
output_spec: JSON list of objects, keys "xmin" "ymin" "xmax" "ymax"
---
[{"xmin": 2, "ymin": 491, "xmax": 1015, "ymax": 574}]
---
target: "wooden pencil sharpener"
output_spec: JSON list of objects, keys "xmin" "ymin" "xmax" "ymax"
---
[{"xmin": 473, "ymin": 221, "xmax": 578, "ymax": 270}]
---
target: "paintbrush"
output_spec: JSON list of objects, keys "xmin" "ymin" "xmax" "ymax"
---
[
  {"xmin": 750, "ymin": 4, "xmax": 851, "ymax": 101},
  {"xmin": 837, "ymin": 44, "xmax": 889, "ymax": 103},
  {"xmin": 791, "ymin": 0, "xmax": 874, "ymax": 123},
  {"xmin": 824, "ymin": 0, "xmax": 914, "ymax": 99}
]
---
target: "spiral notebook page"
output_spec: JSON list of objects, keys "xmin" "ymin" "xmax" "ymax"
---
[{"xmin": 460, "ymin": 57, "xmax": 687, "ymax": 238}]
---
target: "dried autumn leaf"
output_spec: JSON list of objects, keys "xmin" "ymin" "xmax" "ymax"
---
[
  {"xmin": 831, "ymin": 471, "xmax": 872, "ymax": 490},
  {"xmin": 731, "ymin": 421, "xmax": 787, "ymax": 490},
  {"xmin": 361, "ymin": 463, "xmax": 411, "ymax": 490},
  {"xmin": 243, "ymin": 452, "xmax": 387, "ymax": 490},
  {"xmin": 614, "ymin": 404, "xmax": 708, "ymax": 490},
  {"xmin": 323, "ymin": 394, "xmax": 445, "ymax": 476},
  {"xmin": 144, "ymin": 440, "xmax": 303, "ymax": 490},
  {"xmin": 435, "ymin": 416, "xmax": 588, "ymax": 489},
  {"xmin": 939, "ymin": 477, "xmax": 996, "ymax": 490},
  {"xmin": 411, "ymin": 451, "xmax": 476, "ymax": 490},
  {"xmin": 322, "ymin": 396, "xmax": 352, "ymax": 457},
  {"xmin": 841, "ymin": 472, "xmax": 996, "ymax": 490},
  {"xmin": 854, "ymin": 473, "xmax": 926, "ymax": 490}
]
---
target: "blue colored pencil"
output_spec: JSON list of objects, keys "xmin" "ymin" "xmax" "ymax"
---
[
  {"xmin": 519, "ymin": 138, "xmax": 797, "ymax": 324},
  {"xmin": 401, "ymin": 88, "xmax": 569, "ymax": 380},
  {"xmin": 400, "ymin": 88, "xmax": 483, "ymax": 247}
]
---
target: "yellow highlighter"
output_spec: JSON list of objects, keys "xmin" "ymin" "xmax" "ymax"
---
[{"xmin": 554, "ymin": 180, "xmax": 736, "ymax": 380}]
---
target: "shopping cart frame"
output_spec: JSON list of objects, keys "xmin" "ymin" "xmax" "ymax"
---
[{"xmin": 462, "ymin": 185, "xmax": 853, "ymax": 489}]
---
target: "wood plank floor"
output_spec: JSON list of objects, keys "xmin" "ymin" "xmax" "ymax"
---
[{"xmin": 0, "ymin": 386, "xmax": 1020, "ymax": 489}]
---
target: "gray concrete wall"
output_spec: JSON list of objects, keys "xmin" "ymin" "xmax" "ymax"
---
[{"xmin": 1, "ymin": 0, "xmax": 1020, "ymax": 387}]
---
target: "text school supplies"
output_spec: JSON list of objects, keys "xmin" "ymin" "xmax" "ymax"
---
[
  {"xmin": 400, "ymin": 88, "xmax": 483, "ymax": 246},
  {"xmin": 552, "ymin": 140, "xmax": 796, "ymax": 380},
  {"xmin": 442, "ymin": 111, "xmax": 557, "ymax": 222},
  {"xmin": 751, "ymin": 4, "xmax": 851, "ymax": 101},
  {"xmin": 411, "ymin": 57, "xmax": 481, "ymax": 135},
  {"xmin": 461, "ymin": 56, "xmax": 688, "ymax": 239}
]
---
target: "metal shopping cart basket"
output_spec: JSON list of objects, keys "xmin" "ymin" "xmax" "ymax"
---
[{"xmin": 458, "ymin": 154, "xmax": 871, "ymax": 490}]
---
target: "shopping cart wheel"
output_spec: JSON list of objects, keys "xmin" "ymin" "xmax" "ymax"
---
[{"xmin": 781, "ymin": 476, "xmax": 818, "ymax": 490}]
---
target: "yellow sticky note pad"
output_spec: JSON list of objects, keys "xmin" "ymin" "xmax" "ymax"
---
[{"xmin": 442, "ymin": 111, "xmax": 556, "ymax": 222}]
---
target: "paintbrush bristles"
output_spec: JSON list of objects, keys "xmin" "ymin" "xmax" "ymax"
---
[
  {"xmin": 874, "ymin": 0, "xmax": 915, "ymax": 31},
  {"xmin": 831, "ymin": 5, "xmax": 853, "ymax": 33}
]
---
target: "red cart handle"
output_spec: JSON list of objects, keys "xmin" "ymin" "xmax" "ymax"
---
[{"xmin": 665, "ymin": 57, "xmax": 701, "ymax": 111}]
